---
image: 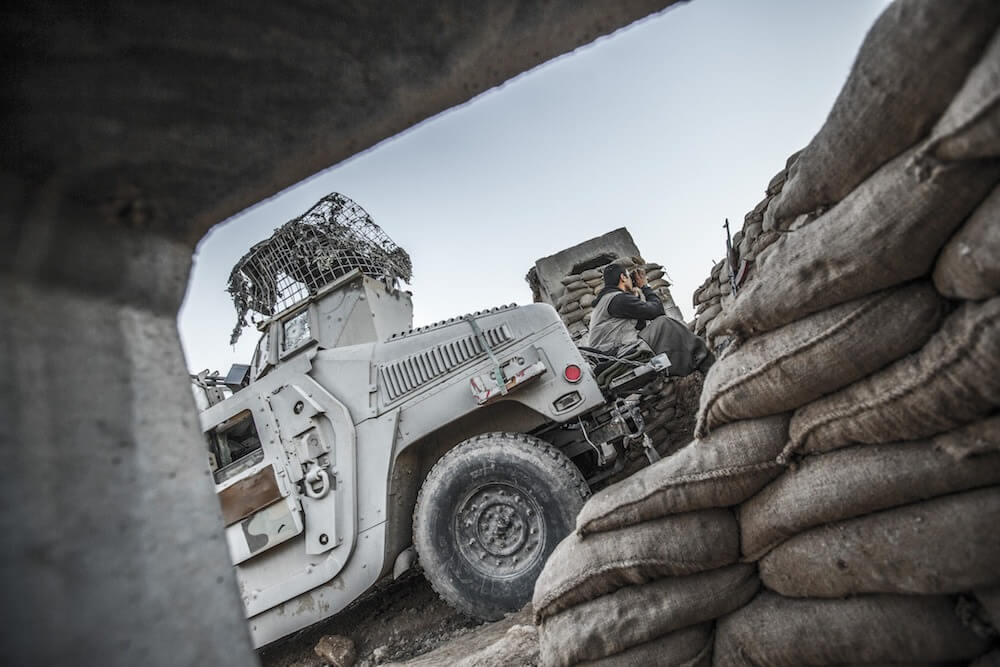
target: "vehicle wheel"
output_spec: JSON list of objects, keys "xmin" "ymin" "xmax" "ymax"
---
[{"xmin": 413, "ymin": 432, "xmax": 589, "ymax": 620}]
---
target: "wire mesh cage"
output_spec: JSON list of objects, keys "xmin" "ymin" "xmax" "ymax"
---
[{"xmin": 227, "ymin": 192, "xmax": 412, "ymax": 344}]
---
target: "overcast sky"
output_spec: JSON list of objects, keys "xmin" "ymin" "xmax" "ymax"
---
[{"xmin": 178, "ymin": 0, "xmax": 891, "ymax": 373}]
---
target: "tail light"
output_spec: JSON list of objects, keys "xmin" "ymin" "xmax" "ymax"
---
[{"xmin": 563, "ymin": 364, "xmax": 582, "ymax": 383}]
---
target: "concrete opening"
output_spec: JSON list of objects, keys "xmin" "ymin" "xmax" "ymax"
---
[
  {"xmin": 1, "ymin": 2, "xmax": 684, "ymax": 664},
  {"xmin": 570, "ymin": 253, "xmax": 619, "ymax": 275}
]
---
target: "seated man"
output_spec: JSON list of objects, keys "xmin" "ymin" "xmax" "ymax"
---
[{"xmin": 588, "ymin": 262, "xmax": 715, "ymax": 376}]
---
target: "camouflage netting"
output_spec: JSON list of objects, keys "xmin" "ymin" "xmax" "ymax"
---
[{"xmin": 227, "ymin": 192, "xmax": 412, "ymax": 344}]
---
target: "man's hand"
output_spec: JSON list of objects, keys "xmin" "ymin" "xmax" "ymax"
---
[{"xmin": 633, "ymin": 268, "xmax": 648, "ymax": 288}]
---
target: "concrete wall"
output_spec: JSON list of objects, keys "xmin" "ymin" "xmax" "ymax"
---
[
  {"xmin": 533, "ymin": 228, "xmax": 642, "ymax": 305},
  {"xmin": 0, "ymin": 1, "xmax": 685, "ymax": 663}
]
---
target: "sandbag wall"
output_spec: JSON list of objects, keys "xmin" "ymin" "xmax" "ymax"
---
[
  {"xmin": 554, "ymin": 256, "xmax": 684, "ymax": 339},
  {"xmin": 532, "ymin": 2, "xmax": 1000, "ymax": 664},
  {"xmin": 691, "ymin": 154, "xmax": 795, "ymax": 349}
]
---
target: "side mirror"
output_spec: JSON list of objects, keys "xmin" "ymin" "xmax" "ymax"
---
[{"xmin": 224, "ymin": 364, "xmax": 251, "ymax": 393}]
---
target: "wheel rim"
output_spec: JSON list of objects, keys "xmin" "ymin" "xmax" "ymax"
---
[{"xmin": 455, "ymin": 482, "xmax": 545, "ymax": 579}]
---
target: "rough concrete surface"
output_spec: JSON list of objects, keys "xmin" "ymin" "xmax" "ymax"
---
[{"xmin": 532, "ymin": 227, "xmax": 642, "ymax": 304}]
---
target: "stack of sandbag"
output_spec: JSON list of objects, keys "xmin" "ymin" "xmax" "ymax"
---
[
  {"xmin": 691, "ymin": 261, "xmax": 724, "ymax": 341},
  {"xmin": 554, "ymin": 256, "xmax": 685, "ymax": 338},
  {"xmin": 532, "ymin": 415, "xmax": 791, "ymax": 665},
  {"xmin": 691, "ymin": 154, "xmax": 796, "ymax": 350},
  {"xmin": 638, "ymin": 372, "xmax": 702, "ymax": 459},
  {"xmin": 532, "ymin": 4, "xmax": 1000, "ymax": 664},
  {"xmin": 604, "ymin": 372, "xmax": 709, "ymax": 489},
  {"xmin": 700, "ymin": 2, "xmax": 1000, "ymax": 663}
]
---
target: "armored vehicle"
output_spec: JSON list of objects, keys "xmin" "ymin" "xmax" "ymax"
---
[{"xmin": 192, "ymin": 194, "xmax": 668, "ymax": 647}]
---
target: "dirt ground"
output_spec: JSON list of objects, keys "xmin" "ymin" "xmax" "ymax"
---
[{"xmin": 258, "ymin": 567, "xmax": 536, "ymax": 667}]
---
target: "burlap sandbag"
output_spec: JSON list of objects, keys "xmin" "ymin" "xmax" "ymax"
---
[
  {"xmin": 740, "ymin": 419, "xmax": 1000, "ymax": 561},
  {"xmin": 561, "ymin": 273, "xmax": 583, "ymax": 286},
  {"xmin": 714, "ymin": 593, "xmax": 991, "ymax": 667},
  {"xmin": 758, "ymin": 486, "xmax": 1000, "ymax": 598},
  {"xmin": 532, "ymin": 509, "xmax": 737, "ymax": 623},
  {"xmin": 694, "ymin": 304, "xmax": 721, "ymax": 333},
  {"xmin": 577, "ymin": 623, "xmax": 712, "ymax": 667},
  {"xmin": 934, "ymin": 414, "xmax": 1000, "ymax": 459},
  {"xmin": 558, "ymin": 301, "xmax": 582, "ymax": 315},
  {"xmin": 717, "ymin": 145, "xmax": 1000, "ymax": 338},
  {"xmin": 557, "ymin": 288, "xmax": 591, "ymax": 309},
  {"xmin": 696, "ymin": 282, "xmax": 945, "ymax": 435},
  {"xmin": 914, "ymin": 28, "xmax": 1000, "ymax": 170},
  {"xmin": 785, "ymin": 297, "xmax": 1000, "ymax": 458},
  {"xmin": 934, "ymin": 185, "xmax": 1000, "ymax": 300},
  {"xmin": 539, "ymin": 565, "xmax": 755, "ymax": 666},
  {"xmin": 575, "ymin": 415, "xmax": 789, "ymax": 537},
  {"xmin": 770, "ymin": 0, "xmax": 1000, "ymax": 227}
]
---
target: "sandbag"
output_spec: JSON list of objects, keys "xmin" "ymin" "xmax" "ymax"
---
[
  {"xmin": 558, "ymin": 301, "xmax": 582, "ymax": 315},
  {"xmin": 711, "ymin": 146, "xmax": 1000, "ymax": 339},
  {"xmin": 561, "ymin": 273, "xmax": 582, "ymax": 286},
  {"xmin": 758, "ymin": 486, "xmax": 1000, "ymax": 598},
  {"xmin": 934, "ymin": 185, "xmax": 1000, "ymax": 300},
  {"xmin": 581, "ymin": 269, "xmax": 602, "ymax": 281},
  {"xmin": 914, "ymin": 28, "xmax": 1000, "ymax": 168},
  {"xmin": 578, "ymin": 624, "xmax": 712, "ymax": 667},
  {"xmin": 696, "ymin": 282, "xmax": 945, "ymax": 435},
  {"xmin": 557, "ymin": 287, "xmax": 591, "ymax": 309},
  {"xmin": 564, "ymin": 279, "xmax": 588, "ymax": 292},
  {"xmin": 740, "ymin": 419, "xmax": 1000, "ymax": 560},
  {"xmin": 539, "ymin": 566, "xmax": 755, "ymax": 666},
  {"xmin": 785, "ymin": 297, "xmax": 1000, "ymax": 458},
  {"xmin": 713, "ymin": 593, "xmax": 991, "ymax": 667},
  {"xmin": 576, "ymin": 415, "xmax": 789, "ymax": 536},
  {"xmin": 824, "ymin": 664, "xmax": 962, "ymax": 666},
  {"xmin": 694, "ymin": 304, "xmax": 721, "ymax": 332},
  {"xmin": 771, "ymin": 0, "xmax": 1000, "ymax": 227},
  {"xmin": 532, "ymin": 509, "xmax": 738, "ymax": 623},
  {"xmin": 934, "ymin": 414, "xmax": 1000, "ymax": 459}
]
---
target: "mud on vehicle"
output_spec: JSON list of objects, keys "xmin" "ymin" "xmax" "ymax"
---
[{"xmin": 191, "ymin": 194, "xmax": 673, "ymax": 647}]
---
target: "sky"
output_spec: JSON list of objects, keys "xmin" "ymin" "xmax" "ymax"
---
[{"xmin": 178, "ymin": 0, "xmax": 892, "ymax": 374}]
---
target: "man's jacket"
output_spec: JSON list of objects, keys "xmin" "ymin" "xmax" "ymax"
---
[{"xmin": 588, "ymin": 285, "xmax": 664, "ymax": 351}]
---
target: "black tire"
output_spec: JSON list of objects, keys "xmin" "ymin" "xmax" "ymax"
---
[{"xmin": 413, "ymin": 432, "xmax": 589, "ymax": 620}]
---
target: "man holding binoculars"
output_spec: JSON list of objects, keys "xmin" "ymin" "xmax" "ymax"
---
[{"xmin": 588, "ymin": 262, "xmax": 715, "ymax": 376}]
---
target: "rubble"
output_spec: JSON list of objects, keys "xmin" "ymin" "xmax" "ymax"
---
[{"xmin": 314, "ymin": 636, "xmax": 357, "ymax": 667}]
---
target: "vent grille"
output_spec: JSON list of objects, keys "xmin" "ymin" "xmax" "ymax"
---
[{"xmin": 379, "ymin": 324, "xmax": 514, "ymax": 401}]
